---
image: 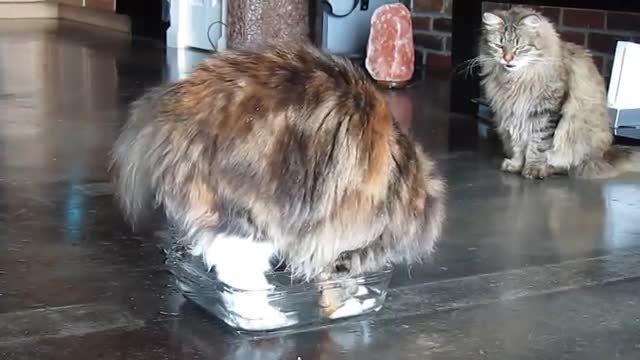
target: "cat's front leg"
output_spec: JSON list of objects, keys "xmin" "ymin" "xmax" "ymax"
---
[
  {"xmin": 523, "ymin": 148, "xmax": 553, "ymax": 179},
  {"xmin": 501, "ymin": 145, "xmax": 526, "ymax": 173},
  {"xmin": 522, "ymin": 124, "xmax": 556, "ymax": 180},
  {"xmin": 500, "ymin": 133, "xmax": 526, "ymax": 173}
]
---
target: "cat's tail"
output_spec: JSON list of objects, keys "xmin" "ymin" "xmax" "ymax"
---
[
  {"xmin": 571, "ymin": 145, "xmax": 640, "ymax": 179},
  {"xmin": 606, "ymin": 145, "xmax": 640, "ymax": 173},
  {"xmin": 109, "ymin": 89, "xmax": 164, "ymax": 228}
]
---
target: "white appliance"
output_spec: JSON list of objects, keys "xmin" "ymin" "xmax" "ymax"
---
[
  {"xmin": 317, "ymin": 0, "xmax": 398, "ymax": 57},
  {"xmin": 608, "ymin": 41, "xmax": 640, "ymax": 130},
  {"xmin": 166, "ymin": 0, "xmax": 227, "ymax": 52}
]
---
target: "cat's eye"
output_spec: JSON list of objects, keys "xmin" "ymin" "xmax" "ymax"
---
[
  {"xmin": 488, "ymin": 42, "xmax": 502, "ymax": 49},
  {"xmin": 515, "ymin": 46, "xmax": 532, "ymax": 53}
]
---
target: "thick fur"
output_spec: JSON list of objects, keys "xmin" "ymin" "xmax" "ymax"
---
[
  {"xmin": 479, "ymin": 7, "xmax": 639, "ymax": 179},
  {"xmin": 110, "ymin": 44, "xmax": 446, "ymax": 281}
]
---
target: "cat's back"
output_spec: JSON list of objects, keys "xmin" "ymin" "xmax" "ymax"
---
[
  {"xmin": 560, "ymin": 40, "xmax": 607, "ymax": 98},
  {"xmin": 154, "ymin": 44, "xmax": 384, "ymax": 133},
  {"xmin": 561, "ymin": 41, "xmax": 593, "ymax": 63},
  {"xmin": 132, "ymin": 44, "xmax": 395, "ymax": 192},
  {"xmin": 561, "ymin": 41, "xmax": 603, "ymax": 81}
]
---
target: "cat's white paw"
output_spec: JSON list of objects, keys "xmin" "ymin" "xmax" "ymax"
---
[
  {"xmin": 224, "ymin": 292, "xmax": 296, "ymax": 331},
  {"xmin": 354, "ymin": 285, "xmax": 370, "ymax": 297},
  {"xmin": 361, "ymin": 298, "xmax": 377, "ymax": 312},
  {"xmin": 328, "ymin": 298, "xmax": 365, "ymax": 319},
  {"xmin": 501, "ymin": 158, "xmax": 523, "ymax": 173},
  {"xmin": 231, "ymin": 307, "xmax": 296, "ymax": 331}
]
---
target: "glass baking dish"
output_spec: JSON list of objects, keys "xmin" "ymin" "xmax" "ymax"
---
[{"xmin": 163, "ymin": 242, "xmax": 394, "ymax": 333}]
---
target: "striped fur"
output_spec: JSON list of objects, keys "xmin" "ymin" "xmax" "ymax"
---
[
  {"xmin": 479, "ymin": 7, "xmax": 640, "ymax": 179},
  {"xmin": 110, "ymin": 44, "xmax": 446, "ymax": 282}
]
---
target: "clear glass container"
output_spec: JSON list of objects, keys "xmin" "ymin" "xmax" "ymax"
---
[{"xmin": 163, "ymin": 242, "xmax": 394, "ymax": 333}]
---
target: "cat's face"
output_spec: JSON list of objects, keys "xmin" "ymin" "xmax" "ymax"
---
[{"xmin": 481, "ymin": 10, "xmax": 545, "ymax": 72}]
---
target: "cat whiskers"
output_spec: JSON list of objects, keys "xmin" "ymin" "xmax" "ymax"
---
[
  {"xmin": 526, "ymin": 56, "xmax": 563, "ymax": 67},
  {"xmin": 456, "ymin": 55, "xmax": 495, "ymax": 78}
]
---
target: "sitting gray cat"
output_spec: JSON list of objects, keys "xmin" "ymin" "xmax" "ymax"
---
[{"xmin": 479, "ymin": 6, "xmax": 639, "ymax": 179}]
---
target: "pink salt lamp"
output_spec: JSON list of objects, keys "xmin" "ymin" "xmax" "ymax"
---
[{"xmin": 365, "ymin": 3, "xmax": 415, "ymax": 89}]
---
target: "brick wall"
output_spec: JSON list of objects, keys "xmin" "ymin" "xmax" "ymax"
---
[
  {"xmin": 411, "ymin": 0, "xmax": 453, "ymax": 71},
  {"xmin": 483, "ymin": 2, "xmax": 640, "ymax": 81}
]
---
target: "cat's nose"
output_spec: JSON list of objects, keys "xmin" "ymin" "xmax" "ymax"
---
[{"xmin": 503, "ymin": 52, "xmax": 514, "ymax": 63}]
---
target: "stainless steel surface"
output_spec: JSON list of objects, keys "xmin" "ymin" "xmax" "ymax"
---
[{"xmin": 1, "ymin": 20, "xmax": 640, "ymax": 359}]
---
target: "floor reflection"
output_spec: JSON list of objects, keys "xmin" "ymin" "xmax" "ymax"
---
[
  {"xmin": 603, "ymin": 181, "xmax": 640, "ymax": 248},
  {"xmin": 167, "ymin": 300, "xmax": 375, "ymax": 360}
]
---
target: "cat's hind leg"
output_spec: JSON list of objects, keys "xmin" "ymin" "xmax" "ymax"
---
[{"xmin": 317, "ymin": 249, "xmax": 386, "ymax": 320}]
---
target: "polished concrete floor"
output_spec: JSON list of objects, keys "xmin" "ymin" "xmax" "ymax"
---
[{"xmin": 1, "ymin": 20, "xmax": 640, "ymax": 359}]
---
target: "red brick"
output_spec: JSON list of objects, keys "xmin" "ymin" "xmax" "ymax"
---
[
  {"xmin": 562, "ymin": 9, "xmax": 605, "ymax": 29},
  {"xmin": 433, "ymin": 17, "xmax": 452, "ymax": 32},
  {"xmin": 414, "ymin": 32, "xmax": 445, "ymax": 51},
  {"xmin": 414, "ymin": 0, "xmax": 445, "ymax": 13},
  {"xmin": 591, "ymin": 54, "xmax": 604, "ymax": 73},
  {"xmin": 588, "ymin": 32, "xmax": 629, "ymax": 54},
  {"xmin": 560, "ymin": 30, "xmax": 586, "ymax": 46},
  {"xmin": 529, "ymin": 6, "xmax": 561, "ymax": 24},
  {"xmin": 607, "ymin": 12, "xmax": 640, "ymax": 33},
  {"xmin": 482, "ymin": 2, "xmax": 510, "ymax": 12},
  {"xmin": 412, "ymin": 16, "xmax": 432, "ymax": 31},
  {"xmin": 425, "ymin": 53, "xmax": 451, "ymax": 71}
]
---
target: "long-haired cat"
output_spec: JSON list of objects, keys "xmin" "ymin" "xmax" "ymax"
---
[
  {"xmin": 110, "ymin": 44, "xmax": 445, "ymax": 329},
  {"xmin": 479, "ymin": 7, "xmax": 639, "ymax": 179}
]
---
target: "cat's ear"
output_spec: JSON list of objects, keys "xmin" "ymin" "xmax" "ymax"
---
[
  {"xmin": 482, "ymin": 12, "xmax": 504, "ymax": 28},
  {"xmin": 519, "ymin": 14, "xmax": 542, "ymax": 28}
]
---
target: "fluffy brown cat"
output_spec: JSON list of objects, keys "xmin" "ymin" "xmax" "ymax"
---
[{"xmin": 110, "ymin": 44, "xmax": 445, "ymax": 329}]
